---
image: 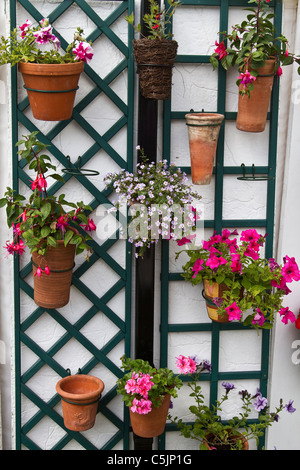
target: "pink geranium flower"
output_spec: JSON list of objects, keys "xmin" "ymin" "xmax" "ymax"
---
[
  {"xmin": 130, "ymin": 398, "xmax": 152, "ymax": 414},
  {"xmin": 176, "ymin": 355, "xmax": 197, "ymax": 375}
]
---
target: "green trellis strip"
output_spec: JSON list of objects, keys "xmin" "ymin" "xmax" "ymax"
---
[
  {"xmin": 159, "ymin": 0, "xmax": 280, "ymax": 451},
  {"xmin": 11, "ymin": 0, "xmax": 134, "ymax": 450}
]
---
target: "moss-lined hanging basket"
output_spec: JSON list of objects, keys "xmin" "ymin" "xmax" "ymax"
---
[{"xmin": 133, "ymin": 38, "xmax": 178, "ymax": 100}]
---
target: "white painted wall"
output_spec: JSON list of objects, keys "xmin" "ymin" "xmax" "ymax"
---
[{"xmin": 0, "ymin": 0, "xmax": 299, "ymax": 451}]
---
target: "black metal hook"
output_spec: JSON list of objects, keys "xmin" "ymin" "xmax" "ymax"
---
[
  {"xmin": 237, "ymin": 163, "xmax": 274, "ymax": 181},
  {"xmin": 62, "ymin": 156, "xmax": 99, "ymax": 176}
]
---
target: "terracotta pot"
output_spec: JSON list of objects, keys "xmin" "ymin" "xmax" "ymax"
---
[
  {"xmin": 185, "ymin": 113, "xmax": 224, "ymax": 185},
  {"xmin": 132, "ymin": 38, "xmax": 178, "ymax": 100},
  {"xmin": 130, "ymin": 394, "xmax": 171, "ymax": 438},
  {"xmin": 236, "ymin": 59, "xmax": 276, "ymax": 133},
  {"xmin": 18, "ymin": 61, "xmax": 84, "ymax": 121},
  {"xmin": 56, "ymin": 374, "xmax": 105, "ymax": 431},
  {"xmin": 204, "ymin": 431, "xmax": 249, "ymax": 450},
  {"xmin": 32, "ymin": 239, "xmax": 76, "ymax": 309}
]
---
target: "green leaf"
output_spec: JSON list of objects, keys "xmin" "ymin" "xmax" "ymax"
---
[
  {"xmin": 40, "ymin": 226, "xmax": 51, "ymax": 238},
  {"xmin": 41, "ymin": 201, "xmax": 52, "ymax": 220},
  {"xmin": 47, "ymin": 236, "xmax": 58, "ymax": 247},
  {"xmin": 64, "ymin": 229, "xmax": 74, "ymax": 247}
]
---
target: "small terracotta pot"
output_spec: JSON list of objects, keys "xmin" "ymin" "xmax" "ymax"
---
[
  {"xmin": 32, "ymin": 239, "xmax": 76, "ymax": 309},
  {"xmin": 204, "ymin": 432, "xmax": 249, "ymax": 450},
  {"xmin": 130, "ymin": 394, "xmax": 171, "ymax": 438},
  {"xmin": 18, "ymin": 61, "xmax": 84, "ymax": 121},
  {"xmin": 236, "ymin": 59, "xmax": 276, "ymax": 133},
  {"xmin": 185, "ymin": 113, "xmax": 224, "ymax": 185},
  {"xmin": 56, "ymin": 374, "xmax": 105, "ymax": 431}
]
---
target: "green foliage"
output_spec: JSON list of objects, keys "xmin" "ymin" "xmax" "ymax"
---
[
  {"xmin": 0, "ymin": 19, "xmax": 91, "ymax": 65},
  {"xmin": 210, "ymin": 0, "xmax": 300, "ymax": 95},
  {"xmin": 169, "ymin": 368, "xmax": 291, "ymax": 450},
  {"xmin": 125, "ymin": 0, "xmax": 181, "ymax": 40},
  {"xmin": 116, "ymin": 355, "xmax": 183, "ymax": 409},
  {"xmin": 1, "ymin": 132, "xmax": 94, "ymax": 259}
]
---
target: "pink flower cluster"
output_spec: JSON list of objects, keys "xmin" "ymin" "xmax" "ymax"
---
[
  {"xmin": 125, "ymin": 372, "xmax": 154, "ymax": 414},
  {"xmin": 72, "ymin": 42, "xmax": 94, "ymax": 63},
  {"xmin": 238, "ymin": 70, "xmax": 257, "ymax": 89},
  {"xmin": 19, "ymin": 19, "xmax": 61, "ymax": 50},
  {"xmin": 176, "ymin": 355, "xmax": 197, "ymax": 375}
]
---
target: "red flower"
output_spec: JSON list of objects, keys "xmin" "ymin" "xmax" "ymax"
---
[{"xmin": 214, "ymin": 40, "xmax": 227, "ymax": 60}]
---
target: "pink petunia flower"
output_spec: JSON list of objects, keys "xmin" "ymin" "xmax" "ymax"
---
[
  {"xmin": 19, "ymin": 19, "xmax": 32, "ymax": 39},
  {"xmin": 72, "ymin": 42, "xmax": 94, "ymax": 63},
  {"xmin": 225, "ymin": 301, "xmax": 242, "ymax": 321},
  {"xmin": 281, "ymin": 256, "xmax": 300, "ymax": 283},
  {"xmin": 279, "ymin": 306, "xmax": 296, "ymax": 324},
  {"xmin": 252, "ymin": 308, "xmax": 265, "ymax": 326}
]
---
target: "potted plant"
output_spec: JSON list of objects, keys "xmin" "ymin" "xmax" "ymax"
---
[
  {"xmin": 116, "ymin": 355, "xmax": 183, "ymax": 438},
  {"xmin": 176, "ymin": 228, "xmax": 300, "ymax": 330},
  {"xmin": 0, "ymin": 131, "xmax": 96, "ymax": 309},
  {"xmin": 170, "ymin": 355, "xmax": 296, "ymax": 450},
  {"xmin": 56, "ymin": 372, "xmax": 105, "ymax": 432},
  {"xmin": 104, "ymin": 146, "xmax": 202, "ymax": 257},
  {"xmin": 0, "ymin": 18, "xmax": 94, "ymax": 121},
  {"xmin": 126, "ymin": 0, "xmax": 180, "ymax": 100},
  {"xmin": 210, "ymin": 0, "xmax": 300, "ymax": 132}
]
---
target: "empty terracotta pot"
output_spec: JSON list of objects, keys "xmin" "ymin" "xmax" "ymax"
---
[
  {"xmin": 236, "ymin": 59, "xmax": 276, "ymax": 133},
  {"xmin": 185, "ymin": 113, "xmax": 224, "ymax": 185},
  {"xmin": 56, "ymin": 374, "xmax": 105, "ymax": 431},
  {"xmin": 130, "ymin": 394, "xmax": 171, "ymax": 438},
  {"xmin": 18, "ymin": 61, "xmax": 84, "ymax": 121}
]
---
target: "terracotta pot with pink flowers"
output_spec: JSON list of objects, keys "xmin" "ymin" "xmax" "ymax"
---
[
  {"xmin": 116, "ymin": 355, "xmax": 183, "ymax": 438},
  {"xmin": 176, "ymin": 228, "xmax": 300, "ymax": 330},
  {"xmin": 210, "ymin": 0, "xmax": 300, "ymax": 132},
  {"xmin": 0, "ymin": 19, "xmax": 94, "ymax": 121},
  {"xmin": 0, "ymin": 132, "xmax": 96, "ymax": 309}
]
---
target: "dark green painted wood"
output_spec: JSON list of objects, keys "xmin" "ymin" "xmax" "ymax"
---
[{"xmin": 11, "ymin": 0, "xmax": 134, "ymax": 450}]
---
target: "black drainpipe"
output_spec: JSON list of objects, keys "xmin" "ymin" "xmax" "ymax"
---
[{"xmin": 134, "ymin": 0, "xmax": 158, "ymax": 451}]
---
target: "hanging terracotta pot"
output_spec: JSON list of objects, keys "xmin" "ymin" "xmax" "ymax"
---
[
  {"xmin": 56, "ymin": 374, "xmax": 105, "ymax": 431},
  {"xmin": 18, "ymin": 61, "xmax": 84, "ymax": 121},
  {"xmin": 132, "ymin": 38, "xmax": 178, "ymax": 100},
  {"xmin": 204, "ymin": 431, "xmax": 249, "ymax": 450},
  {"xmin": 32, "ymin": 239, "xmax": 76, "ymax": 309},
  {"xmin": 130, "ymin": 394, "xmax": 171, "ymax": 438},
  {"xmin": 185, "ymin": 113, "xmax": 224, "ymax": 185},
  {"xmin": 236, "ymin": 59, "xmax": 276, "ymax": 133}
]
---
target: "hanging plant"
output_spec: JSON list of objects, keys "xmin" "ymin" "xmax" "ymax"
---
[{"xmin": 126, "ymin": 0, "xmax": 180, "ymax": 100}]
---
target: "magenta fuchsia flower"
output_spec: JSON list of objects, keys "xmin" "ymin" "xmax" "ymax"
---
[
  {"xmin": 4, "ymin": 239, "xmax": 25, "ymax": 255},
  {"xmin": 214, "ymin": 40, "xmax": 227, "ymax": 60},
  {"xmin": 57, "ymin": 215, "xmax": 69, "ymax": 233},
  {"xmin": 30, "ymin": 174, "xmax": 47, "ymax": 192},
  {"xmin": 238, "ymin": 70, "xmax": 257, "ymax": 89},
  {"xmin": 72, "ymin": 42, "xmax": 94, "ymax": 63},
  {"xmin": 81, "ymin": 217, "xmax": 96, "ymax": 232}
]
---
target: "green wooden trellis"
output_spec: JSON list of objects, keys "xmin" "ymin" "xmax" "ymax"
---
[
  {"xmin": 159, "ymin": 0, "xmax": 281, "ymax": 450},
  {"xmin": 10, "ymin": 0, "xmax": 135, "ymax": 450}
]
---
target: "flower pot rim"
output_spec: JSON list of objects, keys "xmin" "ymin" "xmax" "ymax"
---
[
  {"xmin": 56, "ymin": 374, "xmax": 105, "ymax": 403},
  {"xmin": 18, "ymin": 60, "xmax": 84, "ymax": 76}
]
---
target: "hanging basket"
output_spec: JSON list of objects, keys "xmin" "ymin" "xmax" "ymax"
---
[
  {"xmin": 56, "ymin": 374, "xmax": 105, "ymax": 431},
  {"xmin": 202, "ymin": 279, "xmax": 244, "ymax": 323},
  {"xmin": 130, "ymin": 394, "xmax": 171, "ymax": 438},
  {"xmin": 18, "ymin": 61, "xmax": 84, "ymax": 121},
  {"xmin": 133, "ymin": 38, "xmax": 178, "ymax": 100},
  {"xmin": 185, "ymin": 113, "xmax": 224, "ymax": 185},
  {"xmin": 32, "ymin": 239, "xmax": 76, "ymax": 309},
  {"xmin": 236, "ymin": 59, "xmax": 276, "ymax": 133}
]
